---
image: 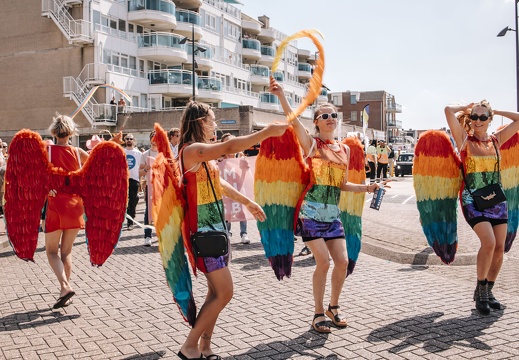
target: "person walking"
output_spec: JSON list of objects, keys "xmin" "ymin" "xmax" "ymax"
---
[
  {"xmin": 387, "ymin": 143, "xmax": 395, "ymax": 177},
  {"xmin": 45, "ymin": 115, "xmax": 89, "ymax": 309},
  {"xmin": 445, "ymin": 100, "xmax": 519, "ymax": 314},
  {"xmin": 124, "ymin": 134, "xmax": 142, "ymax": 230},
  {"xmin": 139, "ymin": 131, "xmax": 158, "ymax": 246},
  {"xmin": 177, "ymin": 100, "xmax": 288, "ymax": 360},
  {"xmin": 270, "ymin": 77, "xmax": 387, "ymax": 333},
  {"xmin": 376, "ymin": 140, "xmax": 389, "ymax": 182}
]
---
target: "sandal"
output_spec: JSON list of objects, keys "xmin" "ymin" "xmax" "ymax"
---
[
  {"xmin": 325, "ymin": 304, "xmax": 348, "ymax": 327},
  {"xmin": 312, "ymin": 313, "xmax": 331, "ymax": 333}
]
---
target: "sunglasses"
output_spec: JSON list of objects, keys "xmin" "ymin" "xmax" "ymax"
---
[
  {"xmin": 316, "ymin": 113, "xmax": 338, "ymax": 120},
  {"xmin": 125, "ymin": 138, "xmax": 134, "ymax": 141},
  {"xmin": 469, "ymin": 114, "xmax": 490, "ymax": 121}
]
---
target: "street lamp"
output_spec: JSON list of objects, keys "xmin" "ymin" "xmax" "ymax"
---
[
  {"xmin": 180, "ymin": 23, "xmax": 206, "ymax": 100},
  {"xmin": 497, "ymin": 0, "xmax": 519, "ymax": 111}
]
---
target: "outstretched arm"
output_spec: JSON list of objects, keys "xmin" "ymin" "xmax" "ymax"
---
[
  {"xmin": 494, "ymin": 109, "xmax": 519, "ymax": 145},
  {"xmin": 220, "ymin": 179, "xmax": 266, "ymax": 222}
]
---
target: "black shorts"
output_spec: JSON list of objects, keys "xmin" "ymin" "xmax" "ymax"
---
[
  {"xmin": 467, "ymin": 216, "xmax": 508, "ymax": 229},
  {"xmin": 302, "ymin": 236, "xmax": 345, "ymax": 243}
]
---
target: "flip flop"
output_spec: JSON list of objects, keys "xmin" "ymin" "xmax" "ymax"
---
[
  {"xmin": 52, "ymin": 291, "xmax": 75, "ymax": 309},
  {"xmin": 204, "ymin": 355, "xmax": 223, "ymax": 360},
  {"xmin": 177, "ymin": 351, "xmax": 204, "ymax": 360}
]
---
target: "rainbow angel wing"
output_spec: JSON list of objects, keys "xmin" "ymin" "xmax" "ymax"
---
[
  {"xmin": 151, "ymin": 123, "xmax": 196, "ymax": 326},
  {"xmin": 499, "ymin": 131, "xmax": 519, "ymax": 252},
  {"xmin": 339, "ymin": 137, "xmax": 366, "ymax": 275},
  {"xmin": 4, "ymin": 129, "xmax": 128, "ymax": 266},
  {"xmin": 413, "ymin": 130, "xmax": 462, "ymax": 264},
  {"xmin": 255, "ymin": 127, "xmax": 309, "ymax": 280}
]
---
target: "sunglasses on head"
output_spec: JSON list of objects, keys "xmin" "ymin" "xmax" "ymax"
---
[
  {"xmin": 469, "ymin": 114, "xmax": 490, "ymax": 121},
  {"xmin": 316, "ymin": 113, "xmax": 338, "ymax": 120}
]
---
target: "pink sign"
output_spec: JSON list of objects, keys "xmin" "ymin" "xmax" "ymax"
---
[{"xmin": 217, "ymin": 156, "xmax": 256, "ymax": 222}]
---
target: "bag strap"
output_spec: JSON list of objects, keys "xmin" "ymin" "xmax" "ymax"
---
[{"xmin": 202, "ymin": 162, "xmax": 227, "ymax": 231}]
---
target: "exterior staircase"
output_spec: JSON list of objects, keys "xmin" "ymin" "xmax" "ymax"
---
[{"xmin": 41, "ymin": 0, "xmax": 93, "ymax": 45}]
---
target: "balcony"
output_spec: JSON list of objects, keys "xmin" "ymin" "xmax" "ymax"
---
[
  {"xmin": 387, "ymin": 103, "xmax": 402, "ymax": 113},
  {"xmin": 242, "ymin": 39, "xmax": 261, "ymax": 62},
  {"xmin": 174, "ymin": 9, "xmax": 203, "ymax": 41},
  {"xmin": 259, "ymin": 92, "xmax": 280, "ymax": 111},
  {"xmin": 249, "ymin": 65, "xmax": 270, "ymax": 85},
  {"xmin": 175, "ymin": 0, "xmax": 202, "ymax": 7},
  {"xmin": 257, "ymin": 27, "xmax": 275, "ymax": 42},
  {"xmin": 184, "ymin": 44, "xmax": 213, "ymax": 70},
  {"xmin": 297, "ymin": 48, "xmax": 312, "ymax": 60},
  {"xmin": 128, "ymin": 0, "xmax": 176, "ymax": 31},
  {"xmin": 258, "ymin": 45, "xmax": 275, "ymax": 66},
  {"xmin": 317, "ymin": 88, "xmax": 328, "ymax": 104},
  {"xmin": 92, "ymin": 104, "xmax": 117, "ymax": 127},
  {"xmin": 197, "ymin": 77, "xmax": 223, "ymax": 102},
  {"xmin": 137, "ymin": 33, "xmax": 187, "ymax": 64},
  {"xmin": 241, "ymin": 18, "xmax": 261, "ymax": 35},
  {"xmin": 148, "ymin": 69, "xmax": 197, "ymax": 97},
  {"xmin": 272, "ymin": 71, "xmax": 284, "ymax": 82},
  {"xmin": 388, "ymin": 120, "xmax": 403, "ymax": 128},
  {"xmin": 298, "ymin": 63, "xmax": 312, "ymax": 79}
]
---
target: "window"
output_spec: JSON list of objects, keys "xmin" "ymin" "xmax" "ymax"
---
[
  {"xmin": 351, "ymin": 111, "xmax": 357, "ymax": 122},
  {"xmin": 128, "ymin": 23, "xmax": 134, "ymax": 33},
  {"xmin": 118, "ymin": 19, "xmax": 126, "ymax": 32},
  {"xmin": 110, "ymin": 19, "xmax": 117, "ymax": 30},
  {"xmin": 350, "ymin": 94, "xmax": 357, "ymax": 104},
  {"xmin": 93, "ymin": 10, "xmax": 100, "ymax": 25}
]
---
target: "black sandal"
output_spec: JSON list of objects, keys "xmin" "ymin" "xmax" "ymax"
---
[
  {"xmin": 325, "ymin": 304, "xmax": 348, "ymax": 327},
  {"xmin": 312, "ymin": 313, "xmax": 331, "ymax": 333}
]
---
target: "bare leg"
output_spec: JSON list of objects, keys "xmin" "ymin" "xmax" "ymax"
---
[
  {"xmin": 306, "ymin": 239, "xmax": 330, "ymax": 331},
  {"xmin": 326, "ymin": 239, "xmax": 348, "ymax": 308},
  {"xmin": 180, "ymin": 267, "xmax": 233, "ymax": 359},
  {"xmin": 487, "ymin": 223, "xmax": 507, "ymax": 281},
  {"xmin": 473, "ymin": 222, "xmax": 497, "ymax": 281},
  {"xmin": 60, "ymin": 229, "xmax": 79, "ymax": 282},
  {"xmin": 45, "ymin": 230, "xmax": 74, "ymax": 297}
]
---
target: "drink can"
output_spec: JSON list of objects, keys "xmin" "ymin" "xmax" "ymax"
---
[{"xmin": 370, "ymin": 186, "xmax": 386, "ymax": 210}]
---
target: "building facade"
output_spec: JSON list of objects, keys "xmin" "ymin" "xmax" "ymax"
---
[{"xmin": 0, "ymin": 0, "xmax": 331, "ymax": 146}]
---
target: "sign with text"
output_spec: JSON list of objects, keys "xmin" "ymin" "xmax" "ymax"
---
[{"xmin": 217, "ymin": 156, "xmax": 256, "ymax": 222}]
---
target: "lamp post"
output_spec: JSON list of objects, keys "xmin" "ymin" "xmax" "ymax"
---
[
  {"xmin": 497, "ymin": 0, "xmax": 519, "ymax": 111},
  {"xmin": 180, "ymin": 23, "xmax": 206, "ymax": 101}
]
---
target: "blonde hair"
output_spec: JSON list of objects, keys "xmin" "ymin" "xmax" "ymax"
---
[
  {"xmin": 48, "ymin": 114, "xmax": 78, "ymax": 138},
  {"xmin": 457, "ymin": 100, "xmax": 493, "ymax": 133},
  {"xmin": 313, "ymin": 103, "xmax": 338, "ymax": 134}
]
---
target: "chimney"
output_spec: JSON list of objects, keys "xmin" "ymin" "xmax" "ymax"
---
[{"xmin": 258, "ymin": 15, "xmax": 270, "ymax": 28}]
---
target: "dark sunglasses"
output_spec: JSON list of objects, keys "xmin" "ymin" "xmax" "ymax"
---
[
  {"xmin": 469, "ymin": 114, "xmax": 490, "ymax": 121},
  {"xmin": 316, "ymin": 113, "xmax": 338, "ymax": 120},
  {"xmin": 125, "ymin": 138, "xmax": 134, "ymax": 141}
]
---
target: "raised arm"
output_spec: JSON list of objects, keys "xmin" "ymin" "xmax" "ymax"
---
[
  {"xmin": 494, "ymin": 109, "xmax": 519, "ymax": 145},
  {"xmin": 444, "ymin": 104, "xmax": 472, "ymax": 149},
  {"xmin": 270, "ymin": 77, "xmax": 314, "ymax": 156}
]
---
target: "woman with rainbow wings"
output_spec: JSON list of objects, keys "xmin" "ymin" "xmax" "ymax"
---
[
  {"xmin": 414, "ymin": 100, "xmax": 519, "ymax": 315},
  {"xmin": 268, "ymin": 77, "xmax": 388, "ymax": 333}
]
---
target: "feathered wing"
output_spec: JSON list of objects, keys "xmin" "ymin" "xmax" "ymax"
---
[
  {"xmin": 4, "ymin": 130, "xmax": 61, "ymax": 261},
  {"xmin": 339, "ymin": 137, "xmax": 366, "ymax": 276},
  {"xmin": 68, "ymin": 141, "xmax": 129, "ymax": 266},
  {"xmin": 151, "ymin": 123, "xmax": 196, "ymax": 326},
  {"xmin": 413, "ymin": 130, "xmax": 461, "ymax": 264},
  {"xmin": 499, "ymin": 131, "xmax": 519, "ymax": 252},
  {"xmin": 254, "ymin": 127, "xmax": 309, "ymax": 280}
]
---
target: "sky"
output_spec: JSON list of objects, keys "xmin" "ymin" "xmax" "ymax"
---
[{"xmin": 239, "ymin": 0, "xmax": 517, "ymax": 132}]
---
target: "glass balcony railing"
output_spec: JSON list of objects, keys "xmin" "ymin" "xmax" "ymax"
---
[
  {"xmin": 261, "ymin": 45, "xmax": 275, "ymax": 57},
  {"xmin": 259, "ymin": 92, "xmax": 280, "ymax": 104},
  {"xmin": 273, "ymin": 71, "xmax": 284, "ymax": 82},
  {"xmin": 242, "ymin": 39, "xmax": 260, "ymax": 51},
  {"xmin": 138, "ymin": 33, "xmax": 186, "ymax": 49},
  {"xmin": 128, "ymin": 0, "xmax": 175, "ymax": 15},
  {"xmin": 250, "ymin": 65, "xmax": 270, "ymax": 77},
  {"xmin": 148, "ymin": 69, "xmax": 196, "ymax": 85},
  {"xmin": 197, "ymin": 77, "xmax": 222, "ymax": 91},
  {"xmin": 320, "ymin": 88, "xmax": 328, "ymax": 96},
  {"xmin": 175, "ymin": 9, "xmax": 202, "ymax": 26},
  {"xmin": 298, "ymin": 63, "xmax": 312, "ymax": 72},
  {"xmin": 187, "ymin": 44, "xmax": 213, "ymax": 59}
]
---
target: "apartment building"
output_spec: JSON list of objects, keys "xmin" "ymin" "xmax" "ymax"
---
[{"xmin": 0, "ymin": 0, "xmax": 328, "ymax": 144}]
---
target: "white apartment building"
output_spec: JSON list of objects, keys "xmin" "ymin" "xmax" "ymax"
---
[{"xmin": 0, "ymin": 0, "xmax": 328, "ymax": 141}]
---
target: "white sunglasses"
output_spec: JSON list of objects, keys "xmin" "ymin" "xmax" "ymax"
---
[{"xmin": 315, "ymin": 113, "xmax": 338, "ymax": 120}]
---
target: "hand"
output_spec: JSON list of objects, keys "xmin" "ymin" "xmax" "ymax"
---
[
  {"xmin": 245, "ymin": 201, "xmax": 267, "ymax": 222},
  {"xmin": 265, "ymin": 122, "xmax": 289, "ymax": 137},
  {"xmin": 269, "ymin": 77, "xmax": 284, "ymax": 98},
  {"xmin": 49, "ymin": 189, "xmax": 57, "ymax": 197}
]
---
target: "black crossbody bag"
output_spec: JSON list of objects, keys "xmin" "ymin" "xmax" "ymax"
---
[
  {"xmin": 460, "ymin": 136, "xmax": 506, "ymax": 211},
  {"xmin": 186, "ymin": 162, "xmax": 229, "ymax": 258}
]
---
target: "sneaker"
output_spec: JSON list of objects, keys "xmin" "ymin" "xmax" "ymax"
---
[
  {"xmin": 299, "ymin": 246, "xmax": 311, "ymax": 256},
  {"xmin": 144, "ymin": 237, "xmax": 152, "ymax": 247},
  {"xmin": 127, "ymin": 224, "xmax": 134, "ymax": 231},
  {"xmin": 241, "ymin": 234, "xmax": 250, "ymax": 244}
]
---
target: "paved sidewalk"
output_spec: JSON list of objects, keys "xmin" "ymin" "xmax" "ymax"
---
[{"xmin": 1, "ymin": 194, "xmax": 519, "ymax": 359}]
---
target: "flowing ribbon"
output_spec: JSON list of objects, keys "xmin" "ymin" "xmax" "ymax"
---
[
  {"xmin": 69, "ymin": 84, "xmax": 132, "ymax": 120},
  {"xmin": 272, "ymin": 29, "xmax": 325, "ymax": 122}
]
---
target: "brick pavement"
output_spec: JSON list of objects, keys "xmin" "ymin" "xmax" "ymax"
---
[{"xmin": 1, "ymin": 191, "xmax": 519, "ymax": 359}]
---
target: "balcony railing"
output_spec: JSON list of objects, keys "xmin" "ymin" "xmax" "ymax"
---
[
  {"xmin": 259, "ymin": 92, "xmax": 280, "ymax": 104},
  {"xmin": 298, "ymin": 63, "xmax": 312, "ymax": 72},
  {"xmin": 187, "ymin": 44, "xmax": 213, "ymax": 59},
  {"xmin": 242, "ymin": 39, "xmax": 260, "ymax": 50},
  {"xmin": 273, "ymin": 71, "xmax": 284, "ymax": 82},
  {"xmin": 148, "ymin": 69, "xmax": 196, "ymax": 85},
  {"xmin": 175, "ymin": 9, "xmax": 202, "ymax": 26},
  {"xmin": 128, "ymin": 0, "xmax": 175, "ymax": 15},
  {"xmin": 197, "ymin": 77, "xmax": 222, "ymax": 91},
  {"xmin": 138, "ymin": 32, "xmax": 186, "ymax": 49},
  {"xmin": 387, "ymin": 103, "xmax": 402, "ymax": 113},
  {"xmin": 250, "ymin": 64, "xmax": 270, "ymax": 77},
  {"xmin": 261, "ymin": 45, "xmax": 275, "ymax": 57}
]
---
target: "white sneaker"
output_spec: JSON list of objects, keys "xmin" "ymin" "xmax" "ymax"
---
[
  {"xmin": 241, "ymin": 234, "xmax": 250, "ymax": 244},
  {"xmin": 144, "ymin": 237, "xmax": 152, "ymax": 246}
]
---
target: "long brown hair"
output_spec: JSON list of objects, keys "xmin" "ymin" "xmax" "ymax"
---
[{"xmin": 179, "ymin": 100, "xmax": 212, "ymax": 149}]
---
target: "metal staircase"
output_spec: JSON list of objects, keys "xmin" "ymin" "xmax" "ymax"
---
[{"xmin": 41, "ymin": 0, "xmax": 93, "ymax": 44}]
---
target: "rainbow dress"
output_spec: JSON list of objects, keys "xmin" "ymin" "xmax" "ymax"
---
[
  {"xmin": 295, "ymin": 138, "xmax": 348, "ymax": 239},
  {"xmin": 460, "ymin": 135, "xmax": 508, "ymax": 226},
  {"xmin": 183, "ymin": 160, "xmax": 229, "ymax": 273}
]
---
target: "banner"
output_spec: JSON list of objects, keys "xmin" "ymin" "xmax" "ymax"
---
[
  {"xmin": 217, "ymin": 156, "xmax": 256, "ymax": 222},
  {"xmin": 362, "ymin": 104, "xmax": 370, "ymax": 151}
]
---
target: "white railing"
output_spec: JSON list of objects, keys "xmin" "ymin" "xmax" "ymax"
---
[
  {"xmin": 63, "ymin": 76, "xmax": 99, "ymax": 125},
  {"xmin": 41, "ymin": 0, "xmax": 92, "ymax": 43},
  {"xmin": 78, "ymin": 63, "xmax": 107, "ymax": 84}
]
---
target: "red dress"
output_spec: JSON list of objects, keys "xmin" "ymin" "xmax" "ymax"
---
[{"xmin": 44, "ymin": 145, "xmax": 85, "ymax": 232}]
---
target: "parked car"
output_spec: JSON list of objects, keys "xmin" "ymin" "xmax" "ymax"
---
[{"xmin": 395, "ymin": 153, "xmax": 415, "ymax": 177}]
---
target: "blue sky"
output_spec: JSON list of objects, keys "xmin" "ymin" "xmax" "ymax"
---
[{"xmin": 240, "ymin": 0, "xmax": 517, "ymax": 132}]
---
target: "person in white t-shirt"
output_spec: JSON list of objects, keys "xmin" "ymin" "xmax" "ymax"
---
[
  {"xmin": 139, "ymin": 131, "xmax": 158, "ymax": 246},
  {"xmin": 124, "ymin": 133, "xmax": 142, "ymax": 230},
  {"xmin": 168, "ymin": 127, "xmax": 180, "ymax": 158}
]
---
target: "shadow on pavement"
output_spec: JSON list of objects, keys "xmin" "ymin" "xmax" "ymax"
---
[
  {"xmin": 121, "ymin": 351, "xmax": 166, "ymax": 359},
  {"xmin": 112, "ymin": 244, "xmax": 159, "ymax": 256},
  {"xmin": 228, "ymin": 330, "xmax": 335, "ymax": 359},
  {"xmin": 411, "ymin": 247, "xmax": 435, "ymax": 266},
  {"xmin": 367, "ymin": 310, "xmax": 503, "ymax": 353},
  {"xmin": 0, "ymin": 308, "xmax": 80, "ymax": 332}
]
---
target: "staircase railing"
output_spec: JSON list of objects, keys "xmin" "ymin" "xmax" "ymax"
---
[{"xmin": 41, "ymin": 0, "xmax": 92, "ymax": 44}]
